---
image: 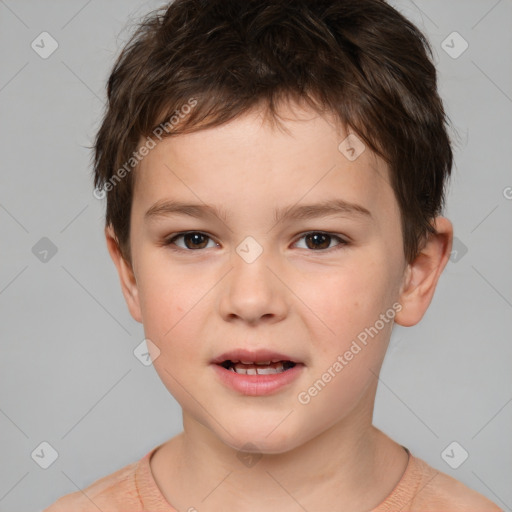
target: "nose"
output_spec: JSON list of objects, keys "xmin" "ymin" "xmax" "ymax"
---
[{"xmin": 218, "ymin": 247, "xmax": 289, "ymax": 326}]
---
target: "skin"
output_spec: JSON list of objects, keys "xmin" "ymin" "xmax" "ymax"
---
[{"xmin": 105, "ymin": 99, "xmax": 453, "ymax": 512}]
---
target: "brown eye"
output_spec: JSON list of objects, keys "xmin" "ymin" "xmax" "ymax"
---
[
  {"xmin": 165, "ymin": 232, "xmax": 217, "ymax": 250},
  {"xmin": 295, "ymin": 232, "xmax": 347, "ymax": 252},
  {"xmin": 305, "ymin": 233, "xmax": 330, "ymax": 250},
  {"xmin": 183, "ymin": 233, "xmax": 209, "ymax": 249}
]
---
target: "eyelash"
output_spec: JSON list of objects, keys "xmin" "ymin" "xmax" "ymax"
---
[{"xmin": 162, "ymin": 231, "xmax": 349, "ymax": 254}]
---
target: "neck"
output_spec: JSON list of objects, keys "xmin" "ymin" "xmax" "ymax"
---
[{"xmin": 151, "ymin": 382, "xmax": 408, "ymax": 512}]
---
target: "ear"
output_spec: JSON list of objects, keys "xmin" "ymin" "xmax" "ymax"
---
[
  {"xmin": 394, "ymin": 216, "xmax": 453, "ymax": 327},
  {"xmin": 104, "ymin": 225, "xmax": 142, "ymax": 324}
]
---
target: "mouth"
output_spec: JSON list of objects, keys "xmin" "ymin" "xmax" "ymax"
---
[
  {"xmin": 211, "ymin": 349, "xmax": 303, "ymax": 395},
  {"xmin": 219, "ymin": 359, "xmax": 297, "ymax": 375}
]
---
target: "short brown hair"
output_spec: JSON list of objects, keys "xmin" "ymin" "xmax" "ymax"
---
[{"xmin": 93, "ymin": 0, "xmax": 453, "ymax": 265}]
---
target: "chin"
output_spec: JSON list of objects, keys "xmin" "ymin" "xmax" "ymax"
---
[
  {"xmin": 223, "ymin": 435, "xmax": 298, "ymax": 455},
  {"xmin": 212, "ymin": 417, "xmax": 313, "ymax": 456}
]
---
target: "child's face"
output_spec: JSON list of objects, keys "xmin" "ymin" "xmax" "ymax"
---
[{"xmin": 117, "ymin": 102, "xmax": 411, "ymax": 452}]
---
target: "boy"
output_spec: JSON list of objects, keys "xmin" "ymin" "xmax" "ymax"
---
[{"xmin": 44, "ymin": 0, "xmax": 502, "ymax": 510}]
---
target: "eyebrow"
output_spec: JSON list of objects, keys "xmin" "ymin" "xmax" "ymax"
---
[{"xmin": 144, "ymin": 198, "xmax": 372, "ymax": 224}]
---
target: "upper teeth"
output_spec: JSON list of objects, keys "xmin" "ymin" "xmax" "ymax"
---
[{"xmin": 231, "ymin": 362, "xmax": 285, "ymax": 375}]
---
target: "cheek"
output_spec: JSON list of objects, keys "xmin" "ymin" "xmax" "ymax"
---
[
  {"xmin": 294, "ymin": 360, "xmax": 377, "ymax": 438},
  {"xmin": 137, "ymin": 263, "xmax": 210, "ymax": 400},
  {"xmin": 135, "ymin": 270, "xmax": 200, "ymax": 381},
  {"xmin": 299, "ymin": 256, "xmax": 395, "ymax": 339},
  {"xmin": 136, "ymin": 250, "xmax": 202, "ymax": 336}
]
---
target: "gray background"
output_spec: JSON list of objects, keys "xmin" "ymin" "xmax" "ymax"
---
[{"xmin": 0, "ymin": 0, "xmax": 511, "ymax": 510}]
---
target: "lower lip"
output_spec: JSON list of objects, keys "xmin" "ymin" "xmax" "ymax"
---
[{"xmin": 211, "ymin": 363, "xmax": 303, "ymax": 396}]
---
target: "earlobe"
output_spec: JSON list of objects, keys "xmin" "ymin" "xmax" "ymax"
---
[
  {"xmin": 104, "ymin": 225, "xmax": 143, "ymax": 324},
  {"xmin": 395, "ymin": 217, "xmax": 453, "ymax": 327}
]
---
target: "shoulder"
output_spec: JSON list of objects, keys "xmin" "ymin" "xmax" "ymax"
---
[
  {"xmin": 42, "ymin": 458, "xmax": 142, "ymax": 512},
  {"xmin": 408, "ymin": 455, "xmax": 503, "ymax": 511}
]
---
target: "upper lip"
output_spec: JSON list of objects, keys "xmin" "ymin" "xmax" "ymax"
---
[{"xmin": 211, "ymin": 349, "xmax": 301, "ymax": 365}]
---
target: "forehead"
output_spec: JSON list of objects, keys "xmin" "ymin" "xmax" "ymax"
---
[{"xmin": 133, "ymin": 102, "xmax": 397, "ymax": 227}]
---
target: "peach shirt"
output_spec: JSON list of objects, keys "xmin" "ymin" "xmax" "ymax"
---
[{"xmin": 44, "ymin": 444, "xmax": 503, "ymax": 511}]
